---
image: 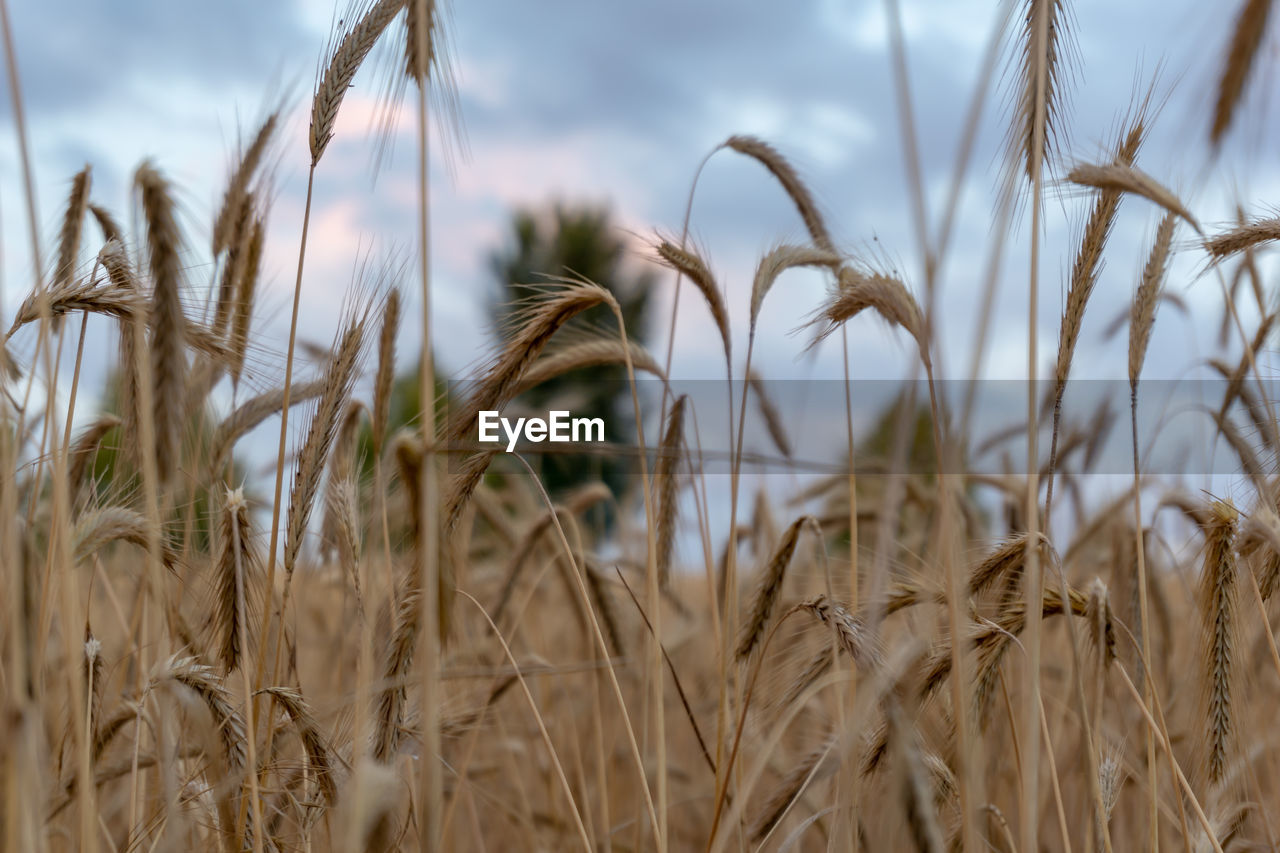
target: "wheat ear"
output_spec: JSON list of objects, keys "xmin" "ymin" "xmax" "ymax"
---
[
  {"xmin": 229, "ymin": 212, "xmax": 265, "ymax": 387},
  {"xmin": 1068, "ymin": 162, "xmax": 1199, "ymax": 232},
  {"xmin": 736, "ymin": 518, "xmax": 806, "ymax": 660},
  {"xmin": 372, "ymin": 288, "xmax": 400, "ymax": 456},
  {"xmin": 724, "ymin": 136, "xmax": 835, "ymax": 252},
  {"xmin": 310, "ymin": 0, "xmax": 406, "ymax": 165},
  {"xmin": 1211, "ymin": 0, "xmax": 1273, "ymax": 145},
  {"xmin": 134, "ymin": 161, "xmax": 188, "ymax": 484},
  {"xmin": 212, "ymin": 487, "xmax": 261, "ymax": 673},
  {"xmin": 746, "ymin": 370, "xmax": 792, "ymax": 459},
  {"xmin": 212, "ymin": 112, "xmax": 277, "ymax": 256},
  {"xmin": 283, "ymin": 314, "xmax": 366, "ymax": 581},
  {"xmin": 654, "ymin": 395, "xmax": 687, "ymax": 590},
  {"xmin": 53, "ymin": 165, "xmax": 91, "ymax": 298},
  {"xmin": 1128, "ymin": 213, "xmax": 1177, "ymax": 391},
  {"xmin": 1199, "ymin": 499, "xmax": 1239, "ymax": 786},
  {"xmin": 654, "ymin": 241, "xmax": 731, "ymax": 364}
]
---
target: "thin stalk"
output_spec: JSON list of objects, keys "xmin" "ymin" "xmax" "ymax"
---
[
  {"xmin": 410, "ymin": 3, "xmax": 443, "ymax": 848},
  {"xmin": 1, "ymin": 5, "xmax": 98, "ymax": 848},
  {"xmin": 511, "ymin": 454, "xmax": 660, "ymax": 837},
  {"xmin": 840, "ymin": 326, "xmax": 860, "ymax": 852},
  {"xmin": 1130, "ymin": 391, "xmax": 1160, "ymax": 850},
  {"xmin": 459, "ymin": 592, "xmax": 594, "ymax": 852},
  {"xmin": 248, "ymin": 164, "xmax": 315, "ymax": 832},
  {"xmin": 1115, "ymin": 665, "xmax": 1222, "ymax": 853},
  {"xmin": 1022, "ymin": 5, "xmax": 1050, "ymax": 849}
]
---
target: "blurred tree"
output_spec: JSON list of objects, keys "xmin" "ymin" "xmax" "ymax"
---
[{"xmin": 488, "ymin": 202, "xmax": 654, "ymax": 498}]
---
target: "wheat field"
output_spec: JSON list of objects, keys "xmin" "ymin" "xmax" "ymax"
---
[{"xmin": 4, "ymin": 0, "xmax": 1280, "ymax": 851}]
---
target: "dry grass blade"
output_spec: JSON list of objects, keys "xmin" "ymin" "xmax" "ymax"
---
[
  {"xmin": 490, "ymin": 482, "xmax": 612, "ymax": 624},
  {"xmin": 1198, "ymin": 500, "xmax": 1239, "ymax": 786},
  {"xmin": 1128, "ymin": 213, "xmax": 1177, "ymax": 390},
  {"xmin": 310, "ymin": 0, "xmax": 406, "ymax": 165},
  {"xmin": 750, "ymin": 733, "xmax": 841, "ymax": 842},
  {"xmin": 655, "ymin": 241, "xmax": 731, "ymax": 363},
  {"xmin": 736, "ymin": 517, "xmax": 806, "ymax": 660},
  {"xmin": 1211, "ymin": 0, "xmax": 1272, "ymax": 145},
  {"xmin": 134, "ymin": 160, "xmax": 188, "ymax": 484},
  {"xmin": 725, "ymin": 135, "xmax": 835, "ymax": 252},
  {"xmin": 1067, "ymin": 163, "xmax": 1199, "ymax": 232}
]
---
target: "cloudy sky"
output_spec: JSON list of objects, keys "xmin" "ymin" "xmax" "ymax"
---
[{"xmin": 2, "ymin": 0, "xmax": 1278, "ymax": 484}]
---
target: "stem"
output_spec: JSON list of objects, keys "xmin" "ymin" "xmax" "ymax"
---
[
  {"xmin": 411, "ymin": 6, "xmax": 443, "ymax": 845},
  {"xmin": 1022, "ymin": 4, "xmax": 1049, "ymax": 847},
  {"xmin": 1115, "ymin": 665, "xmax": 1222, "ymax": 853},
  {"xmin": 248, "ymin": 162, "xmax": 315, "ymax": 831},
  {"xmin": 1130, "ymin": 387, "xmax": 1160, "ymax": 851}
]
